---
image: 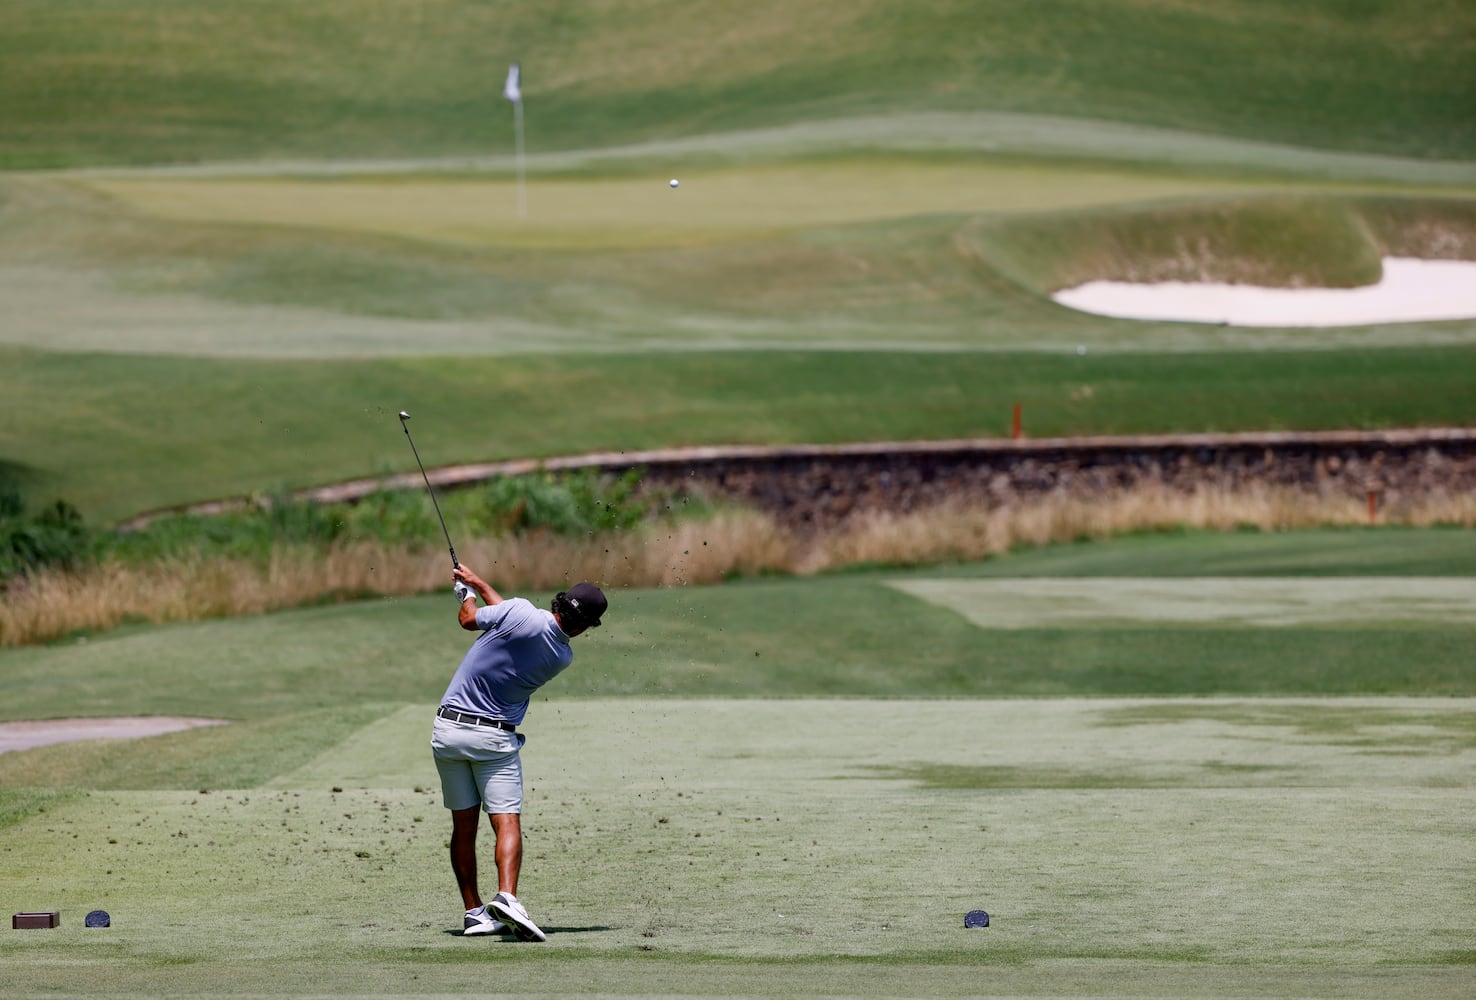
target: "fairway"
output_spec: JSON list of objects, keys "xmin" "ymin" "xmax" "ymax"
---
[{"xmin": 892, "ymin": 576, "xmax": 1476, "ymax": 628}]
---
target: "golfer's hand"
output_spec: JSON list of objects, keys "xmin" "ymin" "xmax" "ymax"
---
[
  {"xmin": 453, "ymin": 580, "xmax": 475, "ymax": 604},
  {"xmin": 453, "ymin": 565, "xmax": 504, "ymax": 607},
  {"xmin": 453, "ymin": 565, "xmax": 485, "ymax": 590}
]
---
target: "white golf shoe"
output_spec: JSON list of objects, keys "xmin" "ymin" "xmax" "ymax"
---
[
  {"xmin": 462, "ymin": 906, "xmax": 508, "ymax": 936},
  {"xmin": 489, "ymin": 892, "xmax": 547, "ymax": 942}
]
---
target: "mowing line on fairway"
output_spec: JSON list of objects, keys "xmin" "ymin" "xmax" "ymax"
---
[{"xmin": 890, "ymin": 577, "xmax": 1476, "ymax": 628}]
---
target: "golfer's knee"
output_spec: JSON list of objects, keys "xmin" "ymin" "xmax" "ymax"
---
[{"xmin": 451, "ymin": 806, "xmax": 481, "ymax": 834}]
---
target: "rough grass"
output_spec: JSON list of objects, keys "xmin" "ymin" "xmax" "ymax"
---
[
  {"xmin": 5, "ymin": 487, "xmax": 1476, "ymax": 647},
  {"xmin": 0, "ymin": 509, "xmax": 789, "ymax": 645},
  {"xmin": 975, "ymin": 195, "xmax": 1393, "ymax": 291},
  {"xmin": 3, "ymin": 0, "xmax": 1474, "ymax": 167},
  {"xmin": 1359, "ymin": 195, "xmax": 1476, "ymax": 258}
]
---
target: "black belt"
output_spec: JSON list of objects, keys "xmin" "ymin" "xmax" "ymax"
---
[{"xmin": 437, "ymin": 706, "xmax": 516, "ymax": 732}]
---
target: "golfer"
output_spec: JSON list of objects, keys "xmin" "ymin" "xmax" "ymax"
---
[{"xmin": 431, "ymin": 564, "xmax": 607, "ymax": 940}]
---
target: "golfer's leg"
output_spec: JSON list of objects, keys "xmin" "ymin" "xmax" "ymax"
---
[
  {"xmin": 490, "ymin": 812, "xmax": 522, "ymax": 896},
  {"xmin": 450, "ymin": 806, "xmax": 484, "ymax": 910}
]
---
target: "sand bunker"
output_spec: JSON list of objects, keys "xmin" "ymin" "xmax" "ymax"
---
[
  {"xmin": 1053, "ymin": 257, "xmax": 1476, "ymax": 327},
  {"xmin": 0, "ymin": 717, "xmax": 227, "ymax": 754}
]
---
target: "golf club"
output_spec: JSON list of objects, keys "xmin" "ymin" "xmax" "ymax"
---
[{"xmin": 397, "ymin": 410, "xmax": 458, "ymax": 568}]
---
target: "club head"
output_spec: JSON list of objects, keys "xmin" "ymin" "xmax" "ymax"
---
[{"xmin": 398, "ymin": 410, "xmax": 411, "ymax": 422}]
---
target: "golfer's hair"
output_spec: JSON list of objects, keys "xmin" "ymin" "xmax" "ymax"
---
[{"xmin": 551, "ymin": 591, "xmax": 588, "ymax": 628}]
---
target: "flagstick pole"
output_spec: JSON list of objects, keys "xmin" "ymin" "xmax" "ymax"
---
[{"xmin": 514, "ymin": 98, "xmax": 526, "ymax": 219}]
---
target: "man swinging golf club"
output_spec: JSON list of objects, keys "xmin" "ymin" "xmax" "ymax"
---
[{"xmin": 431, "ymin": 563, "xmax": 608, "ymax": 940}]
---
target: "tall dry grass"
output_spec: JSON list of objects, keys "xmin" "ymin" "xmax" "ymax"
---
[
  {"xmin": 3, "ymin": 487, "xmax": 1473, "ymax": 647},
  {"xmin": 805, "ymin": 483, "xmax": 1474, "ymax": 570}
]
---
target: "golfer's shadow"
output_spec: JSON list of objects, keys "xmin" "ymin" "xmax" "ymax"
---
[{"xmin": 445, "ymin": 925, "xmax": 614, "ymax": 938}]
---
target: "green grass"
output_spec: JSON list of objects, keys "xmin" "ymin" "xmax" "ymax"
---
[
  {"xmin": 1, "ymin": 700, "xmax": 1472, "ymax": 996},
  {"xmin": 929, "ymin": 523, "xmax": 1476, "ymax": 578},
  {"xmin": 3, "ymin": 1, "xmax": 1474, "ymax": 167},
  {"xmin": 2, "ymin": 6, "xmax": 1473, "ymax": 992},
  {"xmin": 3, "ymin": 344, "xmax": 1476, "ymax": 523},
  {"xmin": 14, "ymin": 175, "xmax": 1466, "ymax": 329},
  {"xmin": 3, "ymin": 530, "xmax": 1474, "ymax": 996},
  {"xmin": 2, "ymin": 69, "xmax": 1472, "ymax": 532},
  {"xmin": 73, "ymin": 163, "xmax": 1267, "ymax": 249},
  {"xmin": 978, "ymin": 194, "xmax": 1391, "ymax": 290},
  {"xmin": 0, "ymin": 787, "xmax": 77, "ymax": 830},
  {"xmin": 5, "ymin": 176, "xmax": 1474, "ymax": 368},
  {"xmin": 1, "ymin": 531, "xmax": 1472, "ymax": 734}
]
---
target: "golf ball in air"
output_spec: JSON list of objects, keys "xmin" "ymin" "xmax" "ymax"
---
[{"xmin": 669, "ymin": 178, "xmax": 679, "ymax": 188}]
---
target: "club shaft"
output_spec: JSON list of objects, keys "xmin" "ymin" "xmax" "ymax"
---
[{"xmin": 400, "ymin": 422, "xmax": 458, "ymax": 567}]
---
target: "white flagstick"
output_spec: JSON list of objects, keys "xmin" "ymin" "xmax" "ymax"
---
[
  {"xmin": 514, "ymin": 100, "xmax": 525, "ymax": 219},
  {"xmin": 503, "ymin": 63, "xmax": 526, "ymax": 219}
]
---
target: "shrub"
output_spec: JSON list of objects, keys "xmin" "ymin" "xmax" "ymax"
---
[
  {"xmin": 103, "ymin": 492, "xmax": 348, "ymax": 564},
  {"xmin": 340, "ymin": 488, "xmax": 438, "ymax": 545},
  {"xmin": 0, "ymin": 470, "xmax": 659, "ymax": 588},
  {"xmin": 0, "ymin": 492, "xmax": 93, "ymax": 582},
  {"xmin": 457, "ymin": 469, "xmax": 653, "ymax": 537}
]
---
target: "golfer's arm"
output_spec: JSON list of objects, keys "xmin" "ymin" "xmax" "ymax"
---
[
  {"xmin": 458, "ymin": 598, "xmax": 479, "ymax": 629},
  {"xmin": 457, "ymin": 581, "xmax": 505, "ymax": 629}
]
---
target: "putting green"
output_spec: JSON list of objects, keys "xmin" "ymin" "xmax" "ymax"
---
[
  {"xmin": 78, "ymin": 164, "xmax": 1254, "ymax": 251},
  {"xmin": 891, "ymin": 577, "xmax": 1476, "ymax": 628}
]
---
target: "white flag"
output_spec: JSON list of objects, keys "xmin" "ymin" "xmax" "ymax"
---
[{"xmin": 503, "ymin": 63, "xmax": 522, "ymax": 103}]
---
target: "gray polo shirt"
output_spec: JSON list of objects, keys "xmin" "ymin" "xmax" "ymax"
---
[{"xmin": 439, "ymin": 597, "xmax": 574, "ymax": 726}]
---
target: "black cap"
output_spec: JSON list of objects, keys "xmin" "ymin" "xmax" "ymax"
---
[{"xmin": 560, "ymin": 582, "xmax": 607, "ymax": 628}]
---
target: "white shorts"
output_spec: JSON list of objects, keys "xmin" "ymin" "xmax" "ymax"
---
[{"xmin": 430, "ymin": 715, "xmax": 528, "ymax": 814}]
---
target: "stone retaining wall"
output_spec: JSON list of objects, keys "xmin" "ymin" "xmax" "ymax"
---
[
  {"xmin": 122, "ymin": 429, "xmax": 1476, "ymax": 531},
  {"xmin": 612, "ymin": 429, "xmax": 1476, "ymax": 528}
]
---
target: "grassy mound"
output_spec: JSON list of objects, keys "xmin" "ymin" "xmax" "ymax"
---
[
  {"xmin": 3, "ymin": 0, "xmax": 1474, "ymax": 167},
  {"xmin": 977, "ymin": 196, "xmax": 1383, "ymax": 291},
  {"xmin": 1360, "ymin": 196, "xmax": 1476, "ymax": 259},
  {"xmin": 972, "ymin": 195, "xmax": 1476, "ymax": 293}
]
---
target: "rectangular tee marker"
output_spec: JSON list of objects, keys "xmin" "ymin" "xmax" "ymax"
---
[{"xmin": 13, "ymin": 911, "xmax": 61, "ymax": 929}]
